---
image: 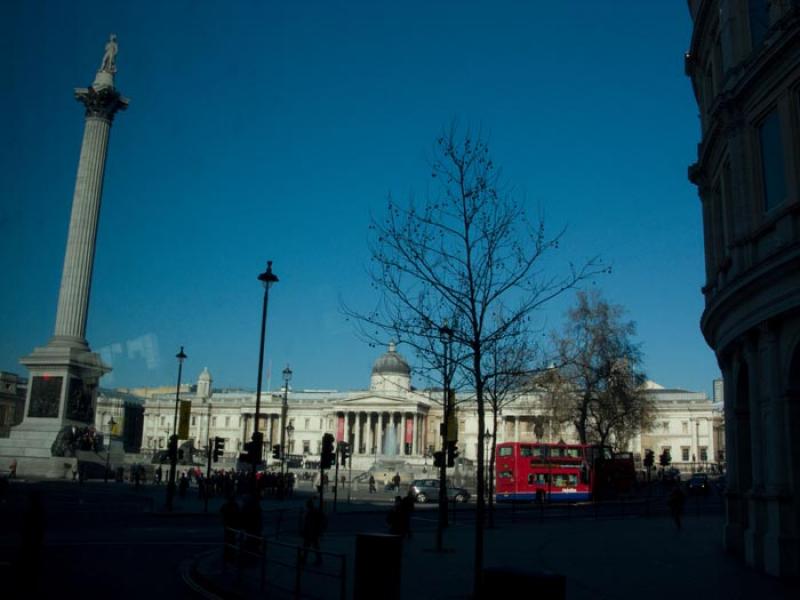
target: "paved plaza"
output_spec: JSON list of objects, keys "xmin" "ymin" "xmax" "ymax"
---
[
  {"xmin": 1, "ymin": 478, "xmax": 797, "ymax": 599},
  {"xmin": 189, "ymin": 498, "xmax": 798, "ymax": 600}
]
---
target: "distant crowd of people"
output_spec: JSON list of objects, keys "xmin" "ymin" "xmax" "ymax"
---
[{"xmin": 161, "ymin": 467, "xmax": 297, "ymax": 501}]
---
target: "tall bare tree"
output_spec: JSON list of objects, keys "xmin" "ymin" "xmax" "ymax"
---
[
  {"xmin": 484, "ymin": 329, "xmax": 536, "ymax": 528},
  {"xmin": 345, "ymin": 126, "xmax": 602, "ymax": 594},
  {"xmin": 551, "ymin": 290, "xmax": 654, "ymax": 449}
]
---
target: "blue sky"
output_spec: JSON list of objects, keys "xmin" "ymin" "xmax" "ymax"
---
[{"xmin": 0, "ymin": 1, "xmax": 720, "ymax": 395}]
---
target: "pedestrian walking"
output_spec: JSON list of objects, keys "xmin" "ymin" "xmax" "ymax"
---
[
  {"xmin": 155, "ymin": 465, "xmax": 163, "ymax": 485},
  {"xmin": 401, "ymin": 490, "xmax": 415, "ymax": 539},
  {"xmin": 178, "ymin": 472, "xmax": 189, "ymax": 498},
  {"xmin": 392, "ymin": 472, "xmax": 401, "ymax": 491},
  {"xmin": 387, "ymin": 496, "xmax": 403, "ymax": 535},
  {"xmin": 668, "ymin": 485, "xmax": 686, "ymax": 530},
  {"xmin": 9, "ymin": 458, "xmax": 17, "ymax": 478},
  {"xmin": 401, "ymin": 490, "xmax": 417, "ymax": 540},
  {"xmin": 302, "ymin": 498, "xmax": 326, "ymax": 565},
  {"xmin": 368, "ymin": 475, "xmax": 376, "ymax": 493}
]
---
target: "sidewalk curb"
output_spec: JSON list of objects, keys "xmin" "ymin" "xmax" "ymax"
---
[
  {"xmin": 150, "ymin": 511, "xmax": 220, "ymax": 518},
  {"xmin": 183, "ymin": 550, "xmax": 237, "ymax": 600}
]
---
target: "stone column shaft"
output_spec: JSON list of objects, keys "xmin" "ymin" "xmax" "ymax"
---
[
  {"xmin": 53, "ymin": 116, "xmax": 109, "ymax": 344},
  {"xmin": 51, "ymin": 79, "xmax": 128, "ymax": 346},
  {"xmin": 377, "ymin": 413, "xmax": 384, "ymax": 455},
  {"xmin": 411, "ymin": 413, "xmax": 418, "ymax": 455},
  {"xmin": 355, "ymin": 412, "xmax": 362, "ymax": 454}
]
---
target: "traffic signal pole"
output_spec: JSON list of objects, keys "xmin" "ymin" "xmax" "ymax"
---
[
  {"xmin": 348, "ymin": 450, "xmax": 353, "ymax": 504},
  {"xmin": 319, "ymin": 459, "xmax": 325, "ymax": 510},
  {"xmin": 205, "ymin": 435, "xmax": 211, "ymax": 513},
  {"xmin": 437, "ymin": 323, "xmax": 453, "ymax": 553},
  {"xmin": 333, "ymin": 448, "xmax": 340, "ymax": 512},
  {"xmin": 320, "ymin": 433, "xmax": 334, "ymax": 510}
]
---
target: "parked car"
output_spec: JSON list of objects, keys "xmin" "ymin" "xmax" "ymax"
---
[
  {"xmin": 409, "ymin": 479, "xmax": 470, "ymax": 504},
  {"xmin": 662, "ymin": 467, "xmax": 681, "ymax": 482},
  {"xmin": 687, "ymin": 473, "xmax": 710, "ymax": 494}
]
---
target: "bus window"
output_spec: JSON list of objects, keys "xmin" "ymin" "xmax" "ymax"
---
[
  {"xmin": 528, "ymin": 473, "xmax": 548, "ymax": 484},
  {"xmin": 498, "ymin": 446, "xmax": 513, "ymax": 457},
  {"xmin": 499, "ymin": 471, "xmax": 513, "ymax": 479},
  {"xmin": 520, "ymin": 446, "xmax": 533, "ymax": 457},
  {"xmin": 552, "ymin": 473, "xmax": 578, "ymax": 488},
  {"xmin": 551, "ymin": 446, "xmax": 580, "ymax": 458}
]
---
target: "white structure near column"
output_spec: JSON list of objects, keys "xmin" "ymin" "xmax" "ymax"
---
[
  {"xmin": 0, "ymin": 35, "xmax": 128, "ymax": 478},
  {"xmin": 136, "ymin": 343, "xmax": 723, "ymax": 481}
]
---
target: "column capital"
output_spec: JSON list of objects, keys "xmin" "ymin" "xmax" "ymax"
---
[{"xmin": 75, "ymin": 86, "xmax": 129, "ymax": 122}]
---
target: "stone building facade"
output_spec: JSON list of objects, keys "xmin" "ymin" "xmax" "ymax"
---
[
  {"xmin": 0, "ymin": 372, "xmax": 26, "ymax": 439},
  {"xmin": 94, "ymin": 389, "xmax": 144, "ymax": 453},
  {"xmin": 686, "ymin": 0, "xmax": 800, "ymax": 577},
  {"xmin": 138, "ymin": 345, "xmax": 721, "ymax": 474}
]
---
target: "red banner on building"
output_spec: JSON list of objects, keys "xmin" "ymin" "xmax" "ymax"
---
[
  {"xmin": 336, "ymin": 414, "xmax": 345, "ymax": 442},
  {"xmin": 405, "ymin": 416, "xmax": 414, "ymax": 444}
]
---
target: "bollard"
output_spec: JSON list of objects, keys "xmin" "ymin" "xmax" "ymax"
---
[
  {"xmin": 354, "ymin": 534, "xmax": 402, "ymax": 600},
  {"xmin": 481, "ymin": 567, "xmax": 565, "ymax": 599}
]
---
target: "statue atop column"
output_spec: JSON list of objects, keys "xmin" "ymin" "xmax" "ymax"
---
[
  {"xmin": 92, "ymin": 34, "xmax": 119, "ymax": 91},
  {"xmin": 100, "ymin": 34, "xmax": 118, "ymax": 74}
]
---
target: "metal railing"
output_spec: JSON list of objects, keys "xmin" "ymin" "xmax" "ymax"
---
[
  {"xmin": 223, "ymin": 527, "xmax": 347, "ymax": 600},
  {"xmin": 501, "ymin": 489, "xmax": 723, "ymax": 523}
]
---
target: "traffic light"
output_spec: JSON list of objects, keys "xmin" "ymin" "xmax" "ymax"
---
[
  {"xmin": 447, "ymin": 441, "xmax": 459, "ymax": 468},
  {"xmin": 659, "ymin": 448, "xmax": 671, "ymax": 468},
  {"xmin": 248, "ymin": 431, "xmax": 264, "ymax": 465},
  {"xmin": 321, "ymin": 433, "xmax": 335, "ymax": 469},
  {"xmin": 213, "ymin": 436, "xmax": 225, "ymax": 462},
  {"xmin": 340, "ymin": 441, "xmax": 350, "ymax": 466},
  {"xmin": 272, "ymin": 444, "xmax": 282, "ymax": 460},
  {"xmin": 433, "ymin": 451, "xmax": 444, "ymax": 468},
  {"xmin": 167, "ymin": 434, "xmax": 178, "ymax": 462}
]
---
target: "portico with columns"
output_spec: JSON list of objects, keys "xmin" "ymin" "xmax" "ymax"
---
[{"xmin": 332, "ymin": 404, "xmax": 430, "ymax": 462}]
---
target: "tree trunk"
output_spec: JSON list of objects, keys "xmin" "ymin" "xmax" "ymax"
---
[
  {"xmin": 473, "ymin": 359, "xmax": 486, "ymax": 596},
  {"xmin": 576, "ymin": 397, "xmax": 590, "ymax": 444},
  {"xmin": 487, "ymin": 407, "xmax": 498, "ymax": 528}
]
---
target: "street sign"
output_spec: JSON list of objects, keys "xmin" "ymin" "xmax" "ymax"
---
[{"xmin": 178, "ymin": 400, "xmax": 191, "ymax": 439}]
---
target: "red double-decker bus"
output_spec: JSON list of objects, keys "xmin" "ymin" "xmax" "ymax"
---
[{"xmin": 495, "ymin": 442, "xmax": 634, "ymax": 502}]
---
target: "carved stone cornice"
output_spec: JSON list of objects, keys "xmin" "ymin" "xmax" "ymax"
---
[{"xmin": 74, "ymin": 86, "xmax": 129, "ymax": 122}]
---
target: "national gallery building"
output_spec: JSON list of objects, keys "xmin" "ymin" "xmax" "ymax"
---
[{"xmin": 120, "ymin": 344, "xmax": 723, "ymax": 472}]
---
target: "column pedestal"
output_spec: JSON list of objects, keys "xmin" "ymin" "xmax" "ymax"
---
[{"xmin": 0, "ymin": 344, "xmax": 110, "ymax": 477}]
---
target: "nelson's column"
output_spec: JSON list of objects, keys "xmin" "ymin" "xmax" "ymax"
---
[{"xmin": 0, "ymin": 36, "xmax": 128, "ymax": 477}]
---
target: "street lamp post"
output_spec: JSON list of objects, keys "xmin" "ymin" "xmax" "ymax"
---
[
  {"xmin": 104, "ymin": 416, "xmax": 116, "ymax": 483},
  {"xmin": 484, "ymin": 427, "xmax": 491, "ymax": 487},
  {"xmin": 253, "ymin": 261, "xmax": 278, "ymax": 487},
  {"xmin": 166, "ymin": 346, "xmax": 187, "ymax": 512},
  {"xmin": 286, "ymin": 423, "xmax": 295, "ymax": 468},
  {"xmin": 280, "ymin": 365, "xmax": 292, "ymax": 492},
  {"xmin": 437, "ymin": 322, "xmax": 454, "ymax": 552}
]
